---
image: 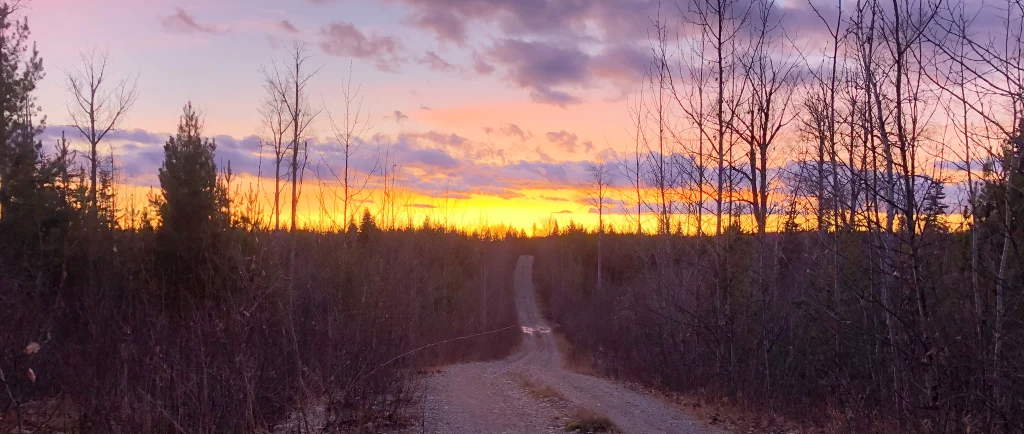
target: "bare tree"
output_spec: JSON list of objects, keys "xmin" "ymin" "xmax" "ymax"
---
[
  {"xmin": 674, "ymin": 12, "xmax": 714, "ymax": 237},
  {"xmin": 263, "ymin": 42, "xmax": 319, "ymax": 235},
  {"xmin": 258, "ymin": 62, "xmax": 294, "ymax": 231},
  {"xmin": 687, "ymin": 0, "xmax": 750, "ymax": 238},
  {"xmin": 324, "ymin": 61, "xmax": 376, "ymax": 227},
  {"xmin": 643, "ymin": 14, "xmax": 679, "ymax": 236},
  {"xmin": 682, "ymin": 0, "xmax": 751, "ymax": 383},
  {"xmin": 64, "ymin": 49, "xmax": 138, "ymax": 219},
  {"xmin": 734, "ymin": 0, "xmax": 799, "ymax": 235},
  {"xmin": 262, "ymin": 42, "xmax": 319, "ymax": 403},
  {"xmin": 928, "ymin": 0, "xmax": 1024, "ymax": 409},
  {"xmin": 580, "ymin": 162, "xmax": 613, "ymax": 288},
  {"xmin": 375, "ymin": 139, "xmax": 405, "ymax": 231},
  {"xmin": 619, "ymin": 83, "xmax": 647, "ymax": 235},
  {"xmin": 851, "ymin": 0, "xmax": 944, "ymax": 409}
]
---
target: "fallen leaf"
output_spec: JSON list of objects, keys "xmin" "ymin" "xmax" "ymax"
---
[
  {"xmin": 26, "ymin": 368, "xmax": 36, "ymax": 383},
  {"xmin": 24, "ymin": 342, "xmax": 40, "ymax": 355}
]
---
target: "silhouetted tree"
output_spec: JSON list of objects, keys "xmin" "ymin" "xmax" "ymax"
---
[
  {"xmin": 258, "ymin": 57, "xmax": 292, "ymax": 231},
  {"xmin": 357, "ymin": 208, "xmax": 377, "ymax": 244},
  {"xmin": 0, "ymin": 0, "xmax": 44, "ymax": 219},
  {"xmin": 580, "ymin": 162, "xmax": 613, "ymax": 288},
  {"xmin": 63, "ymin": 49, "xmax": 138, "ymax": 221},
  {"xmin": 0, "ymin": 1, "xmax": 74, "ymax": 283},
  {"xmin": 152, "ymin": 102, "xmax": 228, "ymax": 298},
  {"xmin": 325, "ymin": 61, "xmax": 376, "ymax": 227}
]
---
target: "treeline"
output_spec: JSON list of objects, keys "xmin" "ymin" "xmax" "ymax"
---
[
  {"xmin": 0, "ymin": 2, "xmax": 521, "ymax": 433},
  {"xmin": 537, "ymin": 0, "xmax": 1023, "ymax": 432}
]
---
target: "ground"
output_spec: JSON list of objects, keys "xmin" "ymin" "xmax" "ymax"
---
[{"xmin": 417, "ymin": 255, "xmax": 722, "ymax": 434}]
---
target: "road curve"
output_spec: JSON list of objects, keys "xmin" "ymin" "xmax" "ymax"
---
[{"xmin": 420, "ymin": 255, "xmax": 720, "ymax": 434}]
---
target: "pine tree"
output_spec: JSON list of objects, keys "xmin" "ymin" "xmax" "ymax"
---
[
  {"xmin": 152, "ymin": 102, "xmax": 229, "ymax": 297},
  {"xmin": 0, "ymin": 1, "xmax": 45, "ymax": 221},
  {"xmin": 0, "ymin": 2, "xmax": 76, "ymax": 283}
]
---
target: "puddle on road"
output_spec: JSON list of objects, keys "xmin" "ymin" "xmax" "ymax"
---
[{"xmin": 521, "ymin": 326, "xmax": 552, "ymax": 335}]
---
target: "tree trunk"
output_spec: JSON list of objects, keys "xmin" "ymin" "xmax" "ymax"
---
[{"xmin": 994, "ymin": 143, "xmax": 1021, "ymax": 406}]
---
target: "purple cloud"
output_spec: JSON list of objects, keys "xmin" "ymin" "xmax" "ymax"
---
[
  {"xmin": 214, "ymin": 134, "xmax": 263, "ymax": 152},
  {"xmin": 401, "ymin": 131, "xmax": 469, "ymax": 149},
  {"xmin": 592, "ymin": 44, "xmax": 650, "ymax": 85},
  {"xmin": 116, "ymin": 129, "xmax": 165, "ymax": 144},
  {"xmin": 542, "ymin": 196, "xmax": 569, "ymax": 202},
  {"xmin": 403, "ymin": 147, "xmax": 462, "ymax": 170},
  {"xmin": 545, "ymin": 130, "xmax": 592, "ymax": 154},
  {"xmin": 279, "ymin": 19, "xmax": 299, "ymax": 34},
  {"xmin": 42, "ymin": 122, "xmax": 601, "ymax": 209},
  {"xmin": 382, "ymin": 0, "xmax": 860, "ymax": 104},
  {"xmin": 405, "ymin": 8, "xmax": 467, "ymax": 44},
  {"xmin": 160, "ymin": 8, "xmax": 226, "ymax": 35},
  {"xmin": 472, "ymin": 52, "xmax": 495, "ymax": 75},
  {"xmin": 389, "ymin": 0, "xmax": 840, "ymax": 44},
  {"xmin": 420, "ymin": 50, "xmax": 456, "ymax": 72},
  {"xmin": 42, "ymin": 126, "xmax": 165, "ymax": 148},
  {"xmin": 485, "ymin": 123, "xmax": 531, "ymax": 141},
  {"xmin": 393, "ymin": 110, "xmax": 410, "ymax": 123},
  {"xmin": 319, "ymin": 21, "xmax": 402, "ymax": 72},
  {"xmin": 489, "ymin": 39, "xmax": 590, "ymax": 106},
  {"xmin": 531, "ymin": 88, "xmax": 581, "ymax": 106},
  {"xmin": 388, "ymin": 0, "xmax": 596, "ymax": 40}
]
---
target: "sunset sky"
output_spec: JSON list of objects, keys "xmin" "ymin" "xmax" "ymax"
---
[{"xmin": 23, "ymin": 0, "xmax": 950, "ymax": 231}]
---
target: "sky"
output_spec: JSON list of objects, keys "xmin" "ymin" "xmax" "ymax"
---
[
  {"xmin": 25, "ymin": 0, "xmax": 694, "ymax": 231},
  {"xmin": 21, "ymin": 0, "xmax": 981, "ymax": 232}
]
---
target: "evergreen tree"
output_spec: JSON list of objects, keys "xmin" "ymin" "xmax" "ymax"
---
[
  {"xmin": 96, "ymin": 153, "xmax": 117, "ymax": 229},
  {"xmin": 152, "ymin": 102, "xmax": 229, "ymax": 296},
  {"xmin": 0, "ymin": 1, "xmax": 45, "ymax": 221},
  {"xmin": 357, "ymin": 208, "xmax": 377, "ymax": 244},
  {"xmin": 0, "ymin": 2, "xmax": 78, "ymax": 283},
  {"xmin": 346, "ymin": 214, "xmax": 358, "ymax": 236},
  {"xmin": 922, "ymin": 180, "xmax": 948, "ymax": 233}
]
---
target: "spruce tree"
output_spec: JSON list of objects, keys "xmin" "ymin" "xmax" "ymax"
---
[
  {"xmin": 922, "ymin": 180, "xmax": 948, "ymax": 233},
  {"xmin": 357, "ymin": 208, "xmax": 377, "ymax": 244}
]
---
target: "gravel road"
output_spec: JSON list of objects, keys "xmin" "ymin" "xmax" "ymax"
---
[{"xmin": 419, "ymin": 255, "xmax": 721, "ymax": 434}]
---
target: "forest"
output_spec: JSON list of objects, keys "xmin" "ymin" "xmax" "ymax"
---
[
  {"xmin": 1, "ymin": 0, "xmax": 1022, "ymax": 432},
  {"xmin": 536, "ymin": 0, "xmax": 1024, "ymax": 431}
]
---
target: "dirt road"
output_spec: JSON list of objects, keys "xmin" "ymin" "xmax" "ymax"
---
[{"xmin": 420, "ymin": 255, "xmax": 720, "ymax": 434}]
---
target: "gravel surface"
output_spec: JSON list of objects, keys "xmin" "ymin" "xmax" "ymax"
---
[{"xmin": 419, "ymin": 255, "xmax": 722, "ymax": 434}]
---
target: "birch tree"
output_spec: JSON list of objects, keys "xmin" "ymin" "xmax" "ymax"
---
[
  {"xmin": 324, "ymin": 61, "xmax": 376, "ymax": 227},
  {"xmin": 929, "ymin": 0, "xmax": 1024, "ymax": 411},
  {"xmin": 64, "ymin": 49, "xmax": 138, "ymax": 221},
  {"xmin": 258, "ymin": 63, "xmax": 293, "ymax": 231},
  {"xmin": 264, "ymin": 43, "xmax": 319, "ymax": 234},
  {"xmin": 580, "ymin": 162, "xmax": 613, "ymax": 288}
]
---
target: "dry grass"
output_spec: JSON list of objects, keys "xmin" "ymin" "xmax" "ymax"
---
[
  {"xmin": 511, "ymin": 371, "xmax": 566, "ymax": 402},
  {"xmin": 0, "ymin": 397, "xmax": 78, "ymax": 434},
  {"xmin": 413, "ymin": 365, "xmax": 447, "ymax": 376},
  {"xmin": 657, "ymin": 389, "xmax": 907, "ymax": 434},
  {"xmin": 563, "ymin": 408, "xmax": 618, "ymax": 433},
  {"xmin": 666, "ymin": 392, "xmax": 790, "ymax": 433},
  {"xmin": 552, "ymin": 333, "xmax": 599, "ymax": 376}
]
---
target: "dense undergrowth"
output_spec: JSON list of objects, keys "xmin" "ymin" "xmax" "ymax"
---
[
  {"xmin": 1, "ymin": 223, "xmax": 522, "ymax": 433},
  {"xmin": 533, "ymin": 227, "xmax": 1022, "ymax": 433}
]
